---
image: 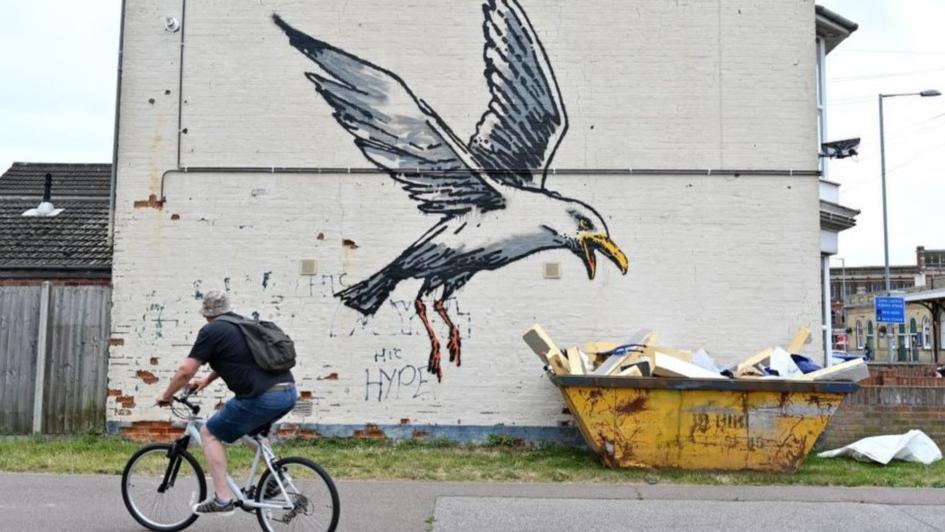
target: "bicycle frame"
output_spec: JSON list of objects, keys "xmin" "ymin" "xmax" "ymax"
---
[{"xmin": 167, "ymin": 414, "xmax": 295, "ymax": 512}]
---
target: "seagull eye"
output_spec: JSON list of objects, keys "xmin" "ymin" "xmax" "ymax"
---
[{"xmin": 578, "ymin": 217, "xmax": 593, "ymax": 230}]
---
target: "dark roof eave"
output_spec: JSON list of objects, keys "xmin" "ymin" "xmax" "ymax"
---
[
  {"xmin": 0, "ymin": 268, "xmax": 111, "ymax": 280},
  {"xmin": 820, "ymin": 200, "xmax": 860, "ymax": 232},
  {"xmin": 816, "ymin": 6, "xmax": 859, "ymax": 33},
  {"xmin": 0, "ymin": 264, "xmax": 111, "ymax": 272},
  {"xmin": 816, "ymin": 5, "xmax": 858, "ymax": 54},
  {"xmin": 821, "ymin": 214, "xmax": 857, "ymax": 232}
]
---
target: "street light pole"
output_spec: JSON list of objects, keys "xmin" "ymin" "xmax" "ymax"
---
[{"xmin": 877, "ymin": 89, "xmax": 941, "ymax": 362}]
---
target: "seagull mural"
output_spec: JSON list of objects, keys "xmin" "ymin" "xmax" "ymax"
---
[{"xmin": 274, "ymin": 0, "xmax": 629, "ymax": 381}]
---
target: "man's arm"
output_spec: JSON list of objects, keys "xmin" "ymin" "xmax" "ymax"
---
[
  {"xmin": 192, "ymin": 370, "xmax": 220, "ymax": 391},
  {"xmin": 157, "ymin": 358, "xmax": 202, "ymax": 405}
]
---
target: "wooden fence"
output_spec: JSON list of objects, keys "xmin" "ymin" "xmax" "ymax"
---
[{"xmin": 0, "ymin": 283, "xmax": 110, "ymax": 434}]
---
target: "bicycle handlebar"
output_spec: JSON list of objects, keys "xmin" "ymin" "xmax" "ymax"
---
[{"xmin": 173, "ymin": 386, "xmax": 201, "ymax": 415}]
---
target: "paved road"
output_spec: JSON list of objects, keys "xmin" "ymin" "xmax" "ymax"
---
[{"xmin": 0, "ymin": 473, "xmax": 943, "ymax": 531}]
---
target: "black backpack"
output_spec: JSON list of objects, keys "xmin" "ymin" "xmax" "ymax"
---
[{"xmin": 216, "ymin": 315, "xmax": 297, "ymax": 372}]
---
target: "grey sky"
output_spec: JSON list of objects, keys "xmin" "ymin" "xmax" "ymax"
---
[
  {"xmin": 820, "ymin": 0, "xmax": 945, "ymax": 267},
  {"xmin": 0, "ymin": 1, "xmax": 119, "ymax": 171},
  {"xmin": 1, "ymin": 1, "xmax": 941, "ymax": 267}
]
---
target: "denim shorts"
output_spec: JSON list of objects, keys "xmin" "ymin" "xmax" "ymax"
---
[{"xmin": 206, "ymin": 385, "xmax": 297, "ymax": 443}]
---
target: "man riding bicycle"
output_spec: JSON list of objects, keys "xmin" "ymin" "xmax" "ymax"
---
[{"xmin": 157, "ymin": 291, "xmax": 297, "ymax": 516}]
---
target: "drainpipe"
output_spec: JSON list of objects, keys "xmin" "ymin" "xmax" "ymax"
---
[
  {"xmin": 823, "ymin": 255, "xmax": 832, "ymax": 366},
  {"xmin": 108, "ymin": 0, "xmax": 128, "ymax": 250}
]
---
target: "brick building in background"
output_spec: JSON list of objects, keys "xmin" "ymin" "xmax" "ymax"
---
[
  {"xmin": 108, "ymin": 0, "xmax": 857, "ymax": 441},
  {"xmin": 831, "ymin": 246, "xmax": 945, "ymax": 362}
]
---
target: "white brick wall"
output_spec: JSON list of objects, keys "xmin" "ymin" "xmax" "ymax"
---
[{"xmin": 109, "ymin": 0, "xmax": 822, "ymax": 434}]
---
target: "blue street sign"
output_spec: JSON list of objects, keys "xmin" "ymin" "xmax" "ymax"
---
[{"xmin": 875, "ymin": 296, "xmax": 906, "ymax": 324}]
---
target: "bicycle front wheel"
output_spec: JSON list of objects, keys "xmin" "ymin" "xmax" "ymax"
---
[
  {"xmin": 121, "ymin": 443, "xmax": 207, "ymax": 532},
  {"xmin": 255, "ymin": 456, "xmax": 340, "ymax": 532}
]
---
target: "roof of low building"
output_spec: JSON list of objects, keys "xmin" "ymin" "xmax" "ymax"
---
[
  {"xmin": 0, "ymin": 163, "xmax": 112, "ymax": 276},
  {"xmin": 0, "ymin": 162, "xmax": 111, "ymax": 199}
]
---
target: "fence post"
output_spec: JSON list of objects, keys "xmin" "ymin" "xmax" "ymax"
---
[{"xmin": 32, "ymin": 281, "xmax": 52, "ymax": 434}]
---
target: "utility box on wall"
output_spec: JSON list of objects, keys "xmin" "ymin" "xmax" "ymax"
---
[{"xmin": 108, "ymin": 0, "xmax": 823, "ymax": 442}]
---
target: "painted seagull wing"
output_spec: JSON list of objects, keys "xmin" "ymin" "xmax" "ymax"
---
[
  {"xmin": 273, "ymin": 15, "xmax": 505, "ymax": 215},
  {"xmin": 469, "ymin": 0, "xmax": 569, "ymax": 190}
]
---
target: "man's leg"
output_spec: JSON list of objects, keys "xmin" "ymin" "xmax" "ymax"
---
[{"xmin": 200, "ymin": 424, "xmax": 233, "ymax": 501}]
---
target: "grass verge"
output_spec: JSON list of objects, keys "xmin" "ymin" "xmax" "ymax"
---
[{"xmin": 0, "ymin": 434, "xmax": 942, "ymax": 488}]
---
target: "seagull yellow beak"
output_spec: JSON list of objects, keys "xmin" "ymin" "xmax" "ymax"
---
[{"xmin": 579, "ymin": 232, "xmax": 629, "ymax": 280}]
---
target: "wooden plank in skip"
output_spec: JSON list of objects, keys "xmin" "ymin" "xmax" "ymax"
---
[
  {"xmin": 735, "ymin": 347, "xmax": 774, "ymax": 376},
  {"xmin": 652, "ymin": 352, "xmax": 727, "ymax": 379},
  {"xmin": 787, "ymin": 327, "xmax": 812, "ymax": 354},
  {"xmin": 616, "ymin": 358, "xmax": 651, "ymax": 377},
  {"xmin": 522, "ymin": 324, "xmax": 562, "ymax": 364},
  {"xmin": 565, "ymin": 347, "xmax": 586, "ymax": 375},
  {"xmin": 591, "ymin": 329, "xmax": 653, "ymax": 375},
  {"xmin": 547, "ymin": 352, "xmax": 570, "ymax": 376}
]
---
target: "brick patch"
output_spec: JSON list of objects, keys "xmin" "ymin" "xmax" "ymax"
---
[
  {"xmin": 117, "ymin": 395, "xmax": 136, "ymax": 408},
  {"xmin": 352, "ymin": 423, "xmax": 386, "ymax": 440},
  {"xmin": 275, "ymin": 423, "xmax": 320, "ymax": 440},
  {"xmin": 133, "ymin": 195, "xmax": 164, "ymax": 209},
  {"xmin": 136, "ymin": 370, "xmax": 159, "ymax": 384},
  {"xmin": 120, "ymin": 421, "xmax": 184, "ymax": 442}
]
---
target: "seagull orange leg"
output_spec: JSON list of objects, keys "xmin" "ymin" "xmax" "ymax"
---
[
  {"xmin": 434, "ymin": 299, "xmax": 461, "ymax": 367},
  {"xmin": 415, "ymin": 297, "xmax": 442, "ymax": 381}
]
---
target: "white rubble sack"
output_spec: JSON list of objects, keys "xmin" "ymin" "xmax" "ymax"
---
[
  {"xmin": 692, "ymin": 348, "xmax": 724, "ymax": 374},
  {"xmin": 818, "ymin": 429, "xmax": 943, "ymax": 465},
  {"xmin": 768, "ymin": 347, "xmax": 804, "ymax": 379}
]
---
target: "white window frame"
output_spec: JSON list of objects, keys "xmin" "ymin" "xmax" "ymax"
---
[
  {"xmin": 922, "ymin": 316, "xmax": 932, "ymax": 350},
  {"xmin": 816, "ymin": 37, "xmax": 827, "ymax": 175},
  {"xmin": 856, "ymin": 320, "xmax": 864, "ymax": 350},
  {"xmin": 940, "ymin": 311, "xmax": 945, "ymax": 347}
]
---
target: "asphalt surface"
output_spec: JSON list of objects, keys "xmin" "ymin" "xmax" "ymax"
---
[{"xmin": 0, "ymin": 473, "xmax": 943, "ymax": 531}]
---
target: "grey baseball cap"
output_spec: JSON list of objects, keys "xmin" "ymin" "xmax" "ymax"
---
[{"xmin": 200, "ymin": 290, "xmax": 232, "ymax": 317}]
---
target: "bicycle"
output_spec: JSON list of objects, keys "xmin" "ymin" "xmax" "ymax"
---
[{"xmin": 121, "ymin": 387, "xmax": 340, "ymax": 531}]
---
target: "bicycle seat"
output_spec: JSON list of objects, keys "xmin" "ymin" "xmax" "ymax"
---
[
  {"xmin": 247, "ymin": 406, "xmax": 294, "ymax": 439},
  {"xmin": 249, "ymin": 421, "xmax": 275, "ymax": 438}
]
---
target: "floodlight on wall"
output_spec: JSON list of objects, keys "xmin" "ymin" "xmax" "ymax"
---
[
  {"xmin": 820, "ymin": 137, "xmax": 860, "ymax": 159},
  {"xmin": 164, "ymin": 16, "xmax": 181, "ymax": 33}
]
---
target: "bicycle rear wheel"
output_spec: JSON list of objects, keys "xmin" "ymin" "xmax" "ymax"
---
[
  {"xmin": 122, "ymin": 443, "xmax": 207, "ymax": 532},
  {"xmin": 255, "ymin": 456, "xmax": 340, "ymax": 532}
]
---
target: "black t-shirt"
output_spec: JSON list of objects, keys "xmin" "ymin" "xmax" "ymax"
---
[{"xmin": 188, "ymin": 313, "xmax": 294, "ymax": 398}]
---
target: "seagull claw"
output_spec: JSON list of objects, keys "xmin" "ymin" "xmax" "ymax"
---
[
  {"xmin": 427, "ymin": 345, "xmax": 443, "ymax": 382},
  {"xmin": 417, "ymin": 297, "xmax": 443, "ymax": 381},
  {"xmin": 447, "ymin": 332, "xmax": 461, "ymax": 367},
  {"xmin": 435, "ymin": 300, "xmax": 462, "ymax": 367}
]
